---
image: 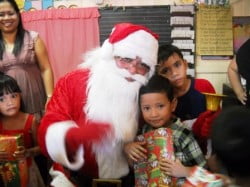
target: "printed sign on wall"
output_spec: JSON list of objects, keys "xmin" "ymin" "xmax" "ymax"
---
[{"xmin": 196, "ymin": 5, "xmax": 233, "ymax": 56}]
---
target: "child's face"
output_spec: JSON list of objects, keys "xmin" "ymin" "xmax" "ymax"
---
[
  {"xmin": 0, "ymin": 92, "xmax": 21, "ymax": 116},
  {"xmin": 140, "ymin": 92, "xmax": 177, "ymax": 128},
  {"xmin": 158, "ymin": 53, "xmax": 188, "ymax": 88}
]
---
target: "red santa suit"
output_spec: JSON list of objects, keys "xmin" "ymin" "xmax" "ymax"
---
[{"xmin": 38, "ymin": 23, "xmax": 159, "ymax": 186}]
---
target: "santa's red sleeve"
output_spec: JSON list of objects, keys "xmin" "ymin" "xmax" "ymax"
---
[{"xmin": 38, "ymin": 70, "xmax": 89, "ymax": 171}]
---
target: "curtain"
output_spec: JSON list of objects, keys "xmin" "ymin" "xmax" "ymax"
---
[{"xmin": 21, "ymin": 7, "xmax": 100, "ymax": 84}]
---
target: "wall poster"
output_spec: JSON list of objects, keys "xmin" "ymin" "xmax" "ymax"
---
[{"xmin": 196, "ymin": 5, "xmax": 233, "ymax": 56}]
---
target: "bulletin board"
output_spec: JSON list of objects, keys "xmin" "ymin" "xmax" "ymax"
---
[{"xmin": 196, "ymin": 5, "xmax": 233, "ymax": 56}]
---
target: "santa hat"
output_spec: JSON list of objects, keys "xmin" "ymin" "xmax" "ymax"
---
[{"xmin": 101, "ymin": 23, "xmax": 159, "ymax": 78}]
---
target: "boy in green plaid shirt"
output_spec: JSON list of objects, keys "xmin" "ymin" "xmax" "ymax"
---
[{"xmin": 124, "ymin": 74, "xmax": 206, "ymax": 186}]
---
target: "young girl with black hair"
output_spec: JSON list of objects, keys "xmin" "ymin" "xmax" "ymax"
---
[{"xmin": 0, "ymin": 73, "xmax": 45, "ymax": 187}]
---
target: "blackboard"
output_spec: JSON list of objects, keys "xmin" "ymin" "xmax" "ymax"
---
[{"xmin": 99, "ymin": 6, "xmax": 171, "ymax": 46}]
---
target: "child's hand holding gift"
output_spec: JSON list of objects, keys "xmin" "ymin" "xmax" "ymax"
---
[
  {"xmin": 124, "ymin": 141, "xmax": 147, "ymax": 162},
  {"xmin": 13, "ymin": 146, "xmax": 26, "ymax": 159},
  {"xmin": 159, "ymin": 158, "xmax": 192, "ymax": 178}
]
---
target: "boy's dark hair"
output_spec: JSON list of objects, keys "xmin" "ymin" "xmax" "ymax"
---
[
  {"xmin": 157, "ymin": 44, "xmax": 183, "ymax": 64},
  {"xmin": 0, "ymin": 72, "xmax": 21, "ymax": 96},
  {"xmin": 211, "ymin": 106, "xmax": 250, "ymax": 177},
  {"xmin": 139, "ymin": 74, "xmax": 174, "ymax": 103},
  {"xmin": 0, "ymin": 0, "xmax": 26, "ymax": 60}
]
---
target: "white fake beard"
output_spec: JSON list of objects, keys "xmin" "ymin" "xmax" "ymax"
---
[{"xmin": 84, "ymin": 52, "xmax": 148, "ymax": 143}]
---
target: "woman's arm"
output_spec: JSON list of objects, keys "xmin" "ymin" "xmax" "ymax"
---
[
  {"xmin": 34, "ymin": 35, "xmax": 54, "ymax": 105},
  {"xmin": 227, "ymin": 59, "xmax": 247, "ymax": 105}
]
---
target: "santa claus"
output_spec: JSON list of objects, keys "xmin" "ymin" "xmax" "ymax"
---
[{"xmin": 38, "ymin": 23, "xmax": 159, "ymax": 186}]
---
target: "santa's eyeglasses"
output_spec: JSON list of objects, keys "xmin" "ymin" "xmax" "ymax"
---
[{"xmin": 114, "ymin": 56, "xmax": 150, "ymax": 74}]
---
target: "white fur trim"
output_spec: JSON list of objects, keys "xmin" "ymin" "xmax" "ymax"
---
[
  {"xmin": 93, "ymin": 141, "xmax": 129, "ymax": 178},
  {"xmin": 45, "ymin": 121, "xmax": 84, "ymax": 170},
  {"xmin": 49, "ymin": 167, "xmax": 75, "ymax": 187},
  {"xmin": 112, "ymin": 30, "xmax": 158, "ymax": 77}
]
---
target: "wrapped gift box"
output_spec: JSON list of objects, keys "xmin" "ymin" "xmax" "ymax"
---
[
  {"xmin": 134, "ymin": 128, "xmax": 175, "ymax": 187},
  {"xmin": 182, "ymin": 166, "xmax": 223, "ymax": 187},
  {"xmin": 0, "ymin": 134, "xmax": 24, "ymax": 161},
  {"xmin": 0, "ymin": 134, "xmax": 28, "ymax": 187}
]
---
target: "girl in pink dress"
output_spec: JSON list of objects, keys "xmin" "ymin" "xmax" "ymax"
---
[{"xmin": 0, "ymin": 73, "xmax": 45, "ymax": 187}]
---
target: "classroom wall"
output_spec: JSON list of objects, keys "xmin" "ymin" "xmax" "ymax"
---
[{"xmin": 22, "ymin": 0, "xmax": 249, "ymax": 93}]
